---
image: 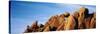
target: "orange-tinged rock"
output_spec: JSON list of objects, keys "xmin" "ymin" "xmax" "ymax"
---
[
  {"xmin": 24, "ymin": 7, "xmax": 96, "ymax": 33},
  {"xmin": 65, "ymin": 15, "xmax": 76, "ymax": 30}
]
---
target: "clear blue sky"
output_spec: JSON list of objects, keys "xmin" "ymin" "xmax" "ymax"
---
[{"xmin": 10, "ymin": 1, "xmax": 96, "ymax": 34}]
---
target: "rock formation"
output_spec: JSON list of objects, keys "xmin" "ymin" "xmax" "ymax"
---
[{"xmin": 24, "ymin": 7, "xmax": 96, "ymax": 33}]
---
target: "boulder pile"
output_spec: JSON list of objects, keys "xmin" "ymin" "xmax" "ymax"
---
[{"xmin": 24, "ymin": 7, "xmax": 96, "ymax": 33}]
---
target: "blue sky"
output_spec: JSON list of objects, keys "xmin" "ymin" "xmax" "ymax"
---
[{"xmin": 10, "ymin": 1, "xmax": 96, "ymax": 34}]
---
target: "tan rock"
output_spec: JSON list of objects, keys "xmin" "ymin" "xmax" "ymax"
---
[
  {"xmin": 24, "ymin": 7, "xmax": 96, "ymax": 32},
  {"xmin": 65, "ymin": 15, "xmax": 76, "ymax": 30},
  {"xmin": 90, "ymin": 13, "xmax": 96, "ymax": 28},
  {"xmin": 43, "ymin": 26, "xmax": 50, "ymax": 32},
  {"xmin": 78, "ymin": 7, "xmax": 89, "ymax": 29}
]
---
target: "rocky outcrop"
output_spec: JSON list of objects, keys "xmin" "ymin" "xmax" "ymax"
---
[
  {"xmin": 24, "ymin": 21, "xmax": 39, "ymax": 32},
  {"xmin": 24, "ymin": 7, "xmax": 96, "ymax": 33}
]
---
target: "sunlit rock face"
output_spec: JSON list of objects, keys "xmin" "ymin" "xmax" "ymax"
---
[{"xmin": 24, "ymin": 7, "xmax": 96, "ymax": 33}]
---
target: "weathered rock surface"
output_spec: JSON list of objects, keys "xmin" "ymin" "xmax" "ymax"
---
[{"xmin": 24, "ymin": 7, "xmax": 96, "ymax": 33}]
